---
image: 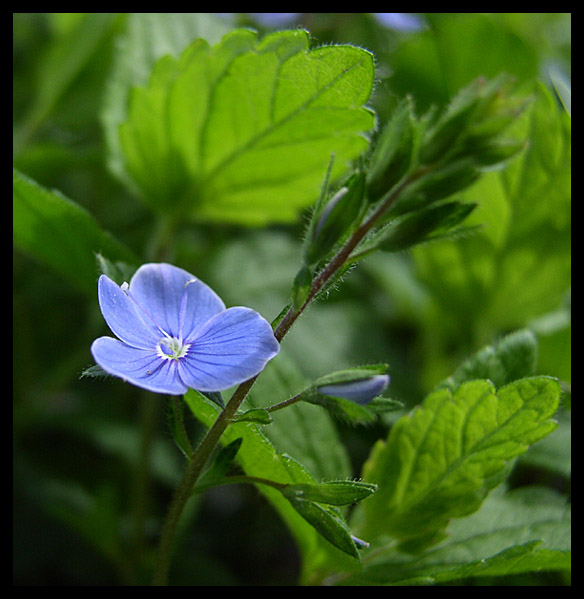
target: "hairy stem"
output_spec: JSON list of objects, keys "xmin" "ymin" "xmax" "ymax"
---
[{"xmin": 152, "ymin": 170, "xmax": 422, "ymax": 585}]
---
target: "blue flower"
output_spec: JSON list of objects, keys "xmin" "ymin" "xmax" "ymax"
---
[
  {"xmin": 91, "ymin": 263, "xmax": 280, "ymax": 395},
  {"xmin": 317, "ymin": 374, "xmax": 390, "ymax": 405}
]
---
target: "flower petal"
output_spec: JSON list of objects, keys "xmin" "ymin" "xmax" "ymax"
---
[
  {"xmin": 98, "ymin": 275, "xmax": 163, "ymax": 349},
  {"xmin": 317, "ymin": 375, "xmax": 390, "ymax": 405},
  {"xmin": 91, "ymin": 336, "xmax": 188, "ymax": 395},
  {"xmin": 178, "ymin": 307, "xmax": 280, "ymax": 391},
  {"xmin": 129, "ymin": 263, "xmax": 225, "ymax": 338}
]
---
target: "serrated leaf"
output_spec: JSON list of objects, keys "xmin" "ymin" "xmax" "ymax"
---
[
  {"xmin": 118, "ymin": 29, "xmax": 375, "ymax": 225},
  {"xmin": 437, "ymin": 329, "xmax": 538, "ymax": 392},
  {"xmin": 102, "ymin": 13, "xmax": 231, "ymax": 189},
  {"xmin": 360, "ymin": 376, "xmax": 561, "ymax": 549},
  {"xmin": 13, "ymin": 169, "xmax": 136, "ymax": 295},
  {"xmin": 346, "ymin": 487, "xmax": 570, "ymax": 585}
]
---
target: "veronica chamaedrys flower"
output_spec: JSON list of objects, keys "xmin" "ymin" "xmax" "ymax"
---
[
  {"xmin": 317, "ymin": 374, "xmax": 390, "ymax": 405},
  {"xmin": 90, "ymin": 263, "xmax": 280, "ymax": 395}
]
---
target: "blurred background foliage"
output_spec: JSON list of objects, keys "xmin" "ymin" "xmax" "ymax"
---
[{"xmin": 14, "ymin": 13, "xmax": 570, "ymax": 585}]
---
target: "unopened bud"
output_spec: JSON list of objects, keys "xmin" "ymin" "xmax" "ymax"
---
[
  {"xmin": 305, "ymin": 172, "xmax": 365, "ymax": 265},
  {"xmin": 366, "ymin": 97, "xmax": 415, "ymax": 201},
  {"xmin": 317, "ymin": 374, "xmax": 390, "ymax": 405},
  {"xmin": 376, "ymin": 201, "xmax": 477, "ymax": 253}
]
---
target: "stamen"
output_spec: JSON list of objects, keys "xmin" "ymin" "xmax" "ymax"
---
[{"xmin": 156, "ymin": 337, "xmax": 191, "ymax": 361}]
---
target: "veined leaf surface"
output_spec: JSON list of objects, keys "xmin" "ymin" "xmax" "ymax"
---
[
  {"xmin": 118, "ymin": 29, "xmax": 375, "ymax": 225},
  {"xmin": 359, "ymin": 376, "xmax": 561, "ymax": 549}
]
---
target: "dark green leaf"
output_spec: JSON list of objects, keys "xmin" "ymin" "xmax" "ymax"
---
[{"xmin": 13, "ymin": 169, "xmax": 136, "ymax": 295}]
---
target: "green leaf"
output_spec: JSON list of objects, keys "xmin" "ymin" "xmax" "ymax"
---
[
  {"xmin": 283, "ymin": 480, "xmax": 377, "ymax": 506},
  {"xmin": 285, "ymin": 496, "xmax": 359, "ymax": 559},
  {"xmin": 101, "ymin": 13, "xmax": 231, "ymax": 190},
  {"xmin": 230, "ymin": 408, "xmax": 273, "ymax": 425},
  {"xmin": 194, "ymin": 438, "xmax": 243, "ymax": 492},
  {"xmin": 167, "ymin": 398, "xmax": 193, "ymax": 460},
  {"xmin": 345, "ymin": 487, "xmax": 570, "ymax": 585},
  {"xmin": 118, "ymin": 29, "xmax": 375, "ymax": 225},
  {"xmin": 437, "ymin": 329, "xmax": 538, "ymax": 392},
  {"xmin": 359, "ymin": 376, "xmax": 561, "ymax": 550},
  {"xmin": 368, "ymin": 201, "xmax": 477, "ymax": 254},
  {"xmin": 13, "ymin": 168, "xmax": 136, "ymax": 295}
]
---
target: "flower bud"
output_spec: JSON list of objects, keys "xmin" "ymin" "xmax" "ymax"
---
[
  {"xmin": 420, "ymin": 75, "xmax": 525, "ymax": 167},
  {"xmin": 375, "ymin": 201, "xmax": 477, "ymax": 253},
  {"xmin": 317, "ymin": 374, "xmax": 390, "ymax": 405},
  {"xmin": 366, "ymin": 97, "xmax": 415, "ymax": 201},
  {"xmin": 390, "ymin": 158, "xmax": 480, "ymax": 216},
  {"xmin": 304, "ymin": 171, "xmax": 365, "ymax": 265}
]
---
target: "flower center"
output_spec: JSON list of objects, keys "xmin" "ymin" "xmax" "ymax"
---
[{"xmin": 156, "ymin": 336, "xmax": 190, "ymax": 361}]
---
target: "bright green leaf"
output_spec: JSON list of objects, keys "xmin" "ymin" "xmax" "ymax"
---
[
  {"xmin": 101, "ymin": 13, "xmax": 231, "ymax": 190},
  {"xmin": 359, "ymin": 376, "xmax": 561, "ymax": 549},
  {"xmin": 118, "ymin": 28, "xmax": 375, "ymax": 225}
]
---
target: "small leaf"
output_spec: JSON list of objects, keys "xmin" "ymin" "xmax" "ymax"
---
[
  {"xmin": 285, "ymin": 496, "xmax": 359, "ymax": 558},
  {"xmin": 230, "ymin": 408, "xmax": 273, "ymax": 425},
  {"xmin": 167, "ymin": 398, "xmax": 193, "ymax": 460},
  {"xmin": 372, "ymin": 201, "xmax": 477, "ymax": 253},
  {"xmin": 201, "ymin": 391, "xmax": 225, "ymax": 409},
  {"xmin": 303, "ymin": 392, "xmax": 377, "ymax": 424},
  {"xmin": 391, "ymin": 159, "xmax": 481, "ymax": 216},
  {"xmin": 79, "ymin": 363, "xmax": 112, "ymax": 380},
  {"xmin": 194, "ymin": 438, "xmax": 243, "ymax": 493},
  {"xmin": 291, "ymin": 266, "xmax": 313, "ymax": 313},
  {"xmin": 283, "ymin": 480, "xmax": 377, "ymax": 506}
]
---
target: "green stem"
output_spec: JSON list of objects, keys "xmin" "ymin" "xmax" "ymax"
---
[
  {"xmin": 265, "ymin": 393, "xmax": 304, "ymax": 413},
  {"xmin": 152, "ymin": 169, "xmax": 424, "ymax": 585},
  {"xmin": 152, "ymin": 378, "xmax": 256, "ymax": 585}
]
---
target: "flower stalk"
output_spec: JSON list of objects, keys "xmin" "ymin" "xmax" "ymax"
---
[{"xmin": 152, "ymin": 166, "xmax": 420, "ymax": 585}]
